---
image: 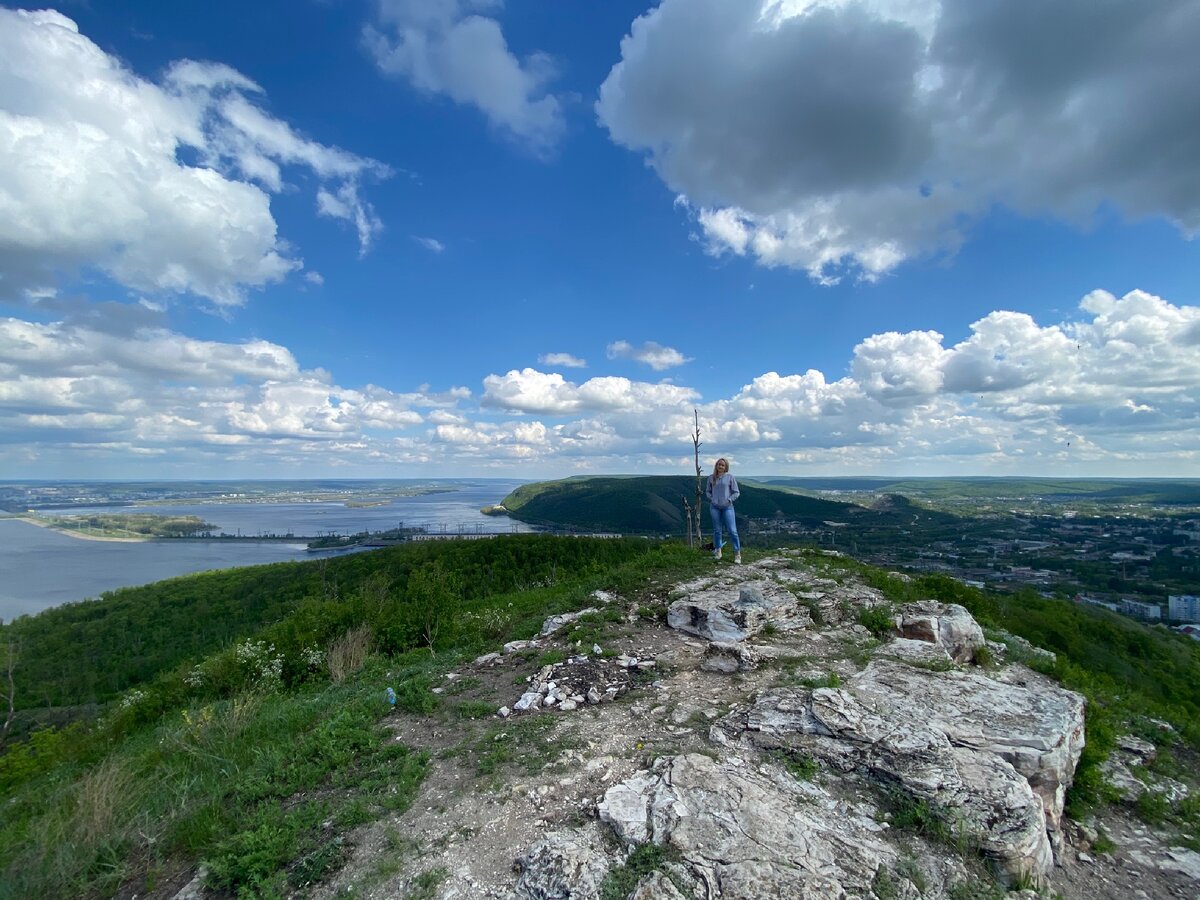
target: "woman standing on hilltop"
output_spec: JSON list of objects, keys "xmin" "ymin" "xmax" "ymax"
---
[{"xmin": 706, "ymin": 457, "xmax": 741, "ymax": 564}]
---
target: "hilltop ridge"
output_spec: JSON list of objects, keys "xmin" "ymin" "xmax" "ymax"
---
[
  {"xmin": 310, "ymin": 550, "xmax": 1197, "ymax": 899},
  {"xmin": 495, "ymin": 476, "xmax": 927, "ymax": 534},
  {"xmin": 2, "ymin": 540, "xmax": 1198, "ymax": 898}
]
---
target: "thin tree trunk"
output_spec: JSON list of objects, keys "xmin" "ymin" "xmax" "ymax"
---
[
  {"xmin": 1, "ymin": 637, "xmax": 17, "ymax": 743},
  {"xmin": 692, "ymin": 410, "xmax": 704, "ymax": 546}
]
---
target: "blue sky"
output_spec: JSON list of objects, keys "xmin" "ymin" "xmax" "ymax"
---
[{"xmin": 2, "ymin": 0, "xmax": 1199, "ymax": 479}]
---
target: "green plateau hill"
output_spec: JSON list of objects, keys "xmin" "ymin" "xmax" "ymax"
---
[{"xmin": 499, "ymin": 475, "xmax": 875, "ymax": 533}]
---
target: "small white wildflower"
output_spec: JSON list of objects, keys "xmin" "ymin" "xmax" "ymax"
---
[{"xmin": 301, "ymin": 646, "xmax": 325, "ymax": 669}]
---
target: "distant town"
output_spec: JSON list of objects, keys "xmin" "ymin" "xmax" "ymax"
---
[{"xmin": 747, "ymin": 480, "xmax": 1200, "ymax": 636}]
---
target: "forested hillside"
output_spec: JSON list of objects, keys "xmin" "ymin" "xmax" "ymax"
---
[
  {"xmin": 4, "ymin": 536, "xmax": 652, "ymax": 718},
  {"xmin": 499, "ymin": 475, "xmax": 873, "ymax": 532}
]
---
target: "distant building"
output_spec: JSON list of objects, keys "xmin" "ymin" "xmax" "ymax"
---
[
  {"xmin": 1075, "ymin": 594, "xmax": 1119, "ymax": 612},
  {"xmin": 1119, "ymin": 598, "xmax": 1162, "ymax": 621},
  {"xmin": 1168, "ymin": 594, "xmax": 1200, "ymax": 622},
  {"xmin": 1174, "ymin": 624, "xmax": 1200, "ymax": 641}
]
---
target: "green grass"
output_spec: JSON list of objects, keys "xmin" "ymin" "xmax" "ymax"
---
[
  {"xmin": 769, "ymin": 748, "xmax": 819, "ymax": 781},
  {"xmin": 598, "ymin": 843, "xmax": 680, "ymax": 900},
  {"xmin": 857, "ymin": 604, "xmax": 896, "ymax": 638},
  {"xmin": 0, "ymin": 664, "xmax": 429, "ymax": 898},
  {"xmin": 454, "ymin": 700, "xmax": 496, "ymax": 720},
  {"xmin": 405, "ymin": 866, "xmax": 448, "ymax": 899},
  {"xmin": 470, "ymin": 715, "xmax": 565, "ymax": 780}
]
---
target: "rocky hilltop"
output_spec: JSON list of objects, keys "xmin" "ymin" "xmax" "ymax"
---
[{"xmin": 294, "ymin": 551, "xmax": 1198, "ymax": 900}]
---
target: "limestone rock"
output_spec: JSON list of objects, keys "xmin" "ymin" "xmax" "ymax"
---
[
  {"xmin": 540, "ymin": 607, "xmax": 600, "ymax": 637},
  {"xmin": 627, "ymin": 871, "xmax": 687, "ymax": 900},
  {"xmin": 513, "ymin": 830, "xmax": 610, "ymax": 900},
  {"xmin": 875, "ymin": 637, "xmax": 954, "ymax": 667},
  {"xmin": 599, "ymin": 753, "xmax": 896, "ymax": 897},
  {"xmin": 897, "ymin": 601, "xmax": 986, "ymax": 663},
  {"xmin": 505, "ymin": 639, "xmax": 540, "ymax": 654},
  {"xmin": 1116, "ymin": 734, "xmax": 1157, "ymax": 765},
  {"xmin": 1099, "ymin": 757, "xmax": 1146, "ymax": 802},
  {"xmin": 172, "ymin": 866, "xmax": 209, "ymax": 900},
  {"xmin": 713, "ymin": 657, "xmax": 1086, "ymax": 885},
  {"xmin": 667, "ymin": 580, "xmax": 809, "ymax": 642},
  {"xmin": 514, "ymin": 691, "xmax": 541, "ymax": 712},
  {"xmin": 701, "ymin": 640, "xmax": 761, "ymax": 673}
]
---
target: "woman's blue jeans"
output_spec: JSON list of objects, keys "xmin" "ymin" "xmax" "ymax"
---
[{"xmin": 710, "ymin": 505, "xmax": 739, "ymax": 552}]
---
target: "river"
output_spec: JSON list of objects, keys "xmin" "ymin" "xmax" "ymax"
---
[{"xmin": 0, "ymin": 480, "xmax": 530, "ymax": 621}]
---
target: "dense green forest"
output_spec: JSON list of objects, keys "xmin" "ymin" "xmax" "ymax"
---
[
  {"xmin": 3, "ymin": 536, "xmax": 652, "ymax": 720},
  {"xmin": 498, "ymin": 475, "xmax": 927, "ymax": 532},
  {"xmin": 1, "ymin": 536, "xmax": 1197, "ymax": 898}
]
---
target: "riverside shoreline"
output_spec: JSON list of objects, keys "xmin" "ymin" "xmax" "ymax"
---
[{"xmin": 14, "ymin": 516, "xmax": 151, "ymax": 543}]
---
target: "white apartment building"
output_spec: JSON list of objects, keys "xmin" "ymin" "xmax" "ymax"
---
[{"xmin": 1168, "ymin": 594, "xmax": 1200, "ymax": 622}]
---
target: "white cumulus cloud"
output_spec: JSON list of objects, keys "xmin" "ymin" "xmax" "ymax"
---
[
  {"xmin": 598, "ymin": 0, "xmax": 1200, "ymax": 282},
  {"xmin": 3, "ymin": 289, "xmax": 1197, "ymax": 476},
  {"xmin": 481, "ymin": 368, "xmax": 697, "ymax": 415},
  {"xmin": 538, "ymin": 352, "xmax": 587, "ymax": 369},
  {"xmin": 366, "ymin": 0, "xmax": 564, "ymax": 152},
  {"xmin": 606, "ymin": 340, "xmax": 692, "ymax": 371},
  {"xmin": 0, "ymin": 9, "xmax": 387, "ymax": 306}
]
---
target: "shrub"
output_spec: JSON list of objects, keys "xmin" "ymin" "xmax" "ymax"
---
[
  {"xmin": 328, "ymin": 625, "xmax": 374, "ymax": 682},
  {"xmin": 857, "ymin": 604, "xmax": 896, "ymax": 639}
]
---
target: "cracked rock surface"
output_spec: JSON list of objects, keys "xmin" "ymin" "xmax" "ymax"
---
[{"xmin": 298, "ymin": 552, "xmax": 1197, "ymax": 900}]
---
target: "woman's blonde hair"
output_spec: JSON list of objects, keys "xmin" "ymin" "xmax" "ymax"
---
[{"xmin": 713, "ymin": 457, "xmax": 730, "ymax": 475}]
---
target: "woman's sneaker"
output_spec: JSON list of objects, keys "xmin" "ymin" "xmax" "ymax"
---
[
  {"xmin": 713, "ymin": 546, "xmax": 722, "ymax": 560},
  {"xmin": 734, "ymin": 552, "xmax": 742, "ymax": 564}
]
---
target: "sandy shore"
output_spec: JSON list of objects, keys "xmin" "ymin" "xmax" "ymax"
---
[{"xmin": 14, "ymin": 516, "xmax": 152, "ymax": 543}]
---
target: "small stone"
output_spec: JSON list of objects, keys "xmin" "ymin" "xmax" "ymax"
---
[
  {"xmin": 474, "ymin": 652, "xmax": 501, "ymax": 666},
  {"xmin": 560, "ymin": 700, "xmax": 578, "ymax": 711},
  {"xmin": 587, "ymin": 687, "xmax": 602, "ymax": 704},
  {"xmin": 498, "ymin": 706, "xmax": 511, "ymax": 718},
  {"xmin": 431, "ymin": 687, "xmax": 445, "ymax": 694},
  {"xmin": 593, "ymin": 644, "xmax": 602, "ymax": 655},
  {"xmin": 514, "ymin": 691, "xmax": 542, "ymax": 712},
  {"xmin": 1078, "ymin": 852, "xmax": 1094, "ymax": 864},
  {"xmin": 543, "ymin": 695, "xmax": 557, "ymax": 707}
]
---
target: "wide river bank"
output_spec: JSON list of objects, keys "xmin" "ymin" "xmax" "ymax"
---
[{"xmin": 1, "ymin": 480, "xmax": 529, "ymax": 621}]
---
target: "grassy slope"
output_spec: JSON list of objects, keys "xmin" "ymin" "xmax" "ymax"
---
[
  {"xmin": 499, "ymin": 475, "xmax": 884, "ymax": 532},
  {"xmin": 4, "ymin": 535, "xmax": 651, "ymax": 717},
  {"xmin": 0, "ymin": 539, "xmax": 714, "ymax": 898},
  {"xmin": 2, "ymin": 538, "xmax": 1197, "ymax": 897}
]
